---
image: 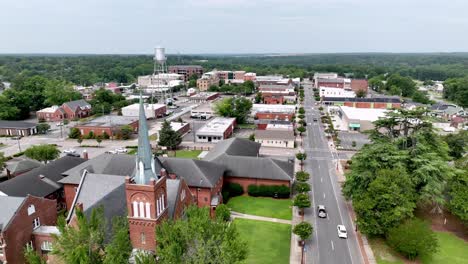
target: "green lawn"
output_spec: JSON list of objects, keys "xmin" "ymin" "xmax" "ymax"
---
[
  {"xmin": 168, "ymin": 150, "xmax": 202, "ymax": 159},
  {"xmin": 236, "ymin": 123, "xmax": 256, "ymax": 129},
  {"xmin": 371, "ymin": 232, "xmax": 468, "ymax": 264},
  {"xmin": 235, "ymin": 218, "xmax": 291, "ymax": 264},
  {"xmin": 227, "ymin": 196, "xmax": 292, "ymax": 220}
]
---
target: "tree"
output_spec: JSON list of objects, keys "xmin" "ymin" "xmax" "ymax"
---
[
  {"xmin": 158, "ymin": 120, "xmax": 182, "ymax": 150},
  {"xmin": 443, "ymin": 131, "xmax": 467, "ymax": 159},
  {"xmin": 385, "ymin": 74, "xmax": 416, "ymax": 97},
  {"xmin": 369, "ymin": 76, "xmax": 385, "ymax": 92},
  {"xmin": 296, "ymin": 152, "xmax": 307, "ymax": 164},
  {"xmin": 248, "ymin": 133, "xmax": 255, "ymax": 141},
  {"xmin": 214, "ymin": 97, "xmax": 252, "ymax": 124},
  {"xmin": 0, "ymin": 152, "xmax": 5, "ymax": 170},
  {"xmin": 215, "ymin": 204, "xmax": 231, "ymax": 222},
  {"xmin": 156, "ymin": 206, "xmax": 248, "ymax": 264},
  {"xmin": 351, "ymin": 141, "xmax": 357, "ymax": 148},
  {"xmin": 293, "ymin": 222, "xmax": 313, "ymax": 241},
  {"xmin": 44, "ymin": 80, "xmax": 82, "ymax": 106},
  {"xmin": 0, "ymin": 95, "xmax": 20, "ymax": 120},
  {"xmin": 448, "ymin": 172, "xmax": 468, "ymax": 223},
  {"xmin": 103, "ymin": 217, "xmax": 132, "ymax": 264},
  {"xmin": 297, "ymin": 126, "xmax": 306, "ymax": 136},
  {"xmin": 77, "ymin": 138, "xmax": 83, "ymax": 146},
  {"xmin": 386, "ymin": 219, "xmax": 438, "ymax": 260},
  {"xmin": 96, "ymin": 136, "xmax": 102, "ymax": 146},
  {"xmin": 293, "ymin": 193, "xmax": 311, "ymax": 215},
  {"xmin": 188, "ymin": 79, "xmax": 197, "ymax": 88},
  {"xmin": 52, "ymin": 207, "xmax": 106, "ymax": 264},
  {"xmin": 295, "ymin": 182, "xmax": 311, "ymax": 193},
  {"xmin": 69, "ymin": 127, "xmax": 81, "ymax": 139},
  {"xmin": 356, "ymin": 89, "xmax": 367, "ymax": 98},
  {"xmin": 36, "ymin": 123, "xmax": 50, "ymax": 134},
  {"xmin": 120, "ymin": 125, "xmax": 133, "ymax": 140},
  {"xmin": 411, "ymin": 91, "xmax": 430, "ymax": 104},
  {"xmin": 2, "ymin": 88, "xmax": 32, "ymax": 119},
  {"xmin": 353, "ymin": 169, "xmax": 416, "ymax": 236},
  {"xmin": 25, "ymin": 144, "xmax": 60, "ymax": 163},
  {"xmin": 443, "ymin": 77, "xmax": 468, "ymax": 107},
  {"xmin": 295, "ymin": 171, "xmax": 310, "ymax": 182},
  {"xmin": 254, "ymin": 92, "xmax": 262, "ymax": 103},
  {"xmin": 298, "ymin": 107, "xmax": 305, "ymax": 115},
  {"xmin": 24, "ymin": 244, "xmax": 46, "ymax": 264}
]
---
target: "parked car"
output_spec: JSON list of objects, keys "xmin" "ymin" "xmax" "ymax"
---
[
  {"xmin": 317, "ymin": 205, "xmax": 327, "ymax": 218},
  {"xmin": 313, "ymin": 118, "xmax": 318, "ymax": 122},
  {"xmin": 11, "ymin": 136, "xmax": 22, "ymax": 140},
  {"xmin": 63, "ymin": 149, "xmax": 76, "ymax": 154},
  {"xmin": 65, "ymin": 152, "xmax": 80, "ymax": 157},
  {"xmin": 105, "ymin": 150, "xmax": 117, "ymax": 154},
  {"xmin": 337, "ymin": 225, "xmax": 348, "ymax": 239},
  {"xmin": 115, "ymin": 147, "xmax": 128, "ymax": 153},
  {"xmin": 56, "ymin": 122, "xmax": 63, "ymax": 126}
]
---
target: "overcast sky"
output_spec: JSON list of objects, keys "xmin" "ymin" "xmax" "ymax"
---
[{"xmin": 1, "ymin": 0, "xmax": 467, "ymax": 54}]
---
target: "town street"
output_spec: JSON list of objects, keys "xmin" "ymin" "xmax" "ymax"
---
[{"xmin": 302, "ymin": 82, "xmax": 364, "ymax": 264}]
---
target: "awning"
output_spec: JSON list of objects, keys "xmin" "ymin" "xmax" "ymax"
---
[{"xmin": 349, "ymin": 123, "xmax": 360, "ymax": 128}]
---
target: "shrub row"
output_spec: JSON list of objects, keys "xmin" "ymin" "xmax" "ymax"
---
[
  {"xmin": 222, "ymin": 183, "xmax": 244, "ymax": 202},
  {"xmin": 247, "ymin": 184, "xmax": 290, "ymax": 198}
]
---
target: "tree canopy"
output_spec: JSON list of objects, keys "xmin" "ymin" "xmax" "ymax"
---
[
  {"xmin": 214, "ymin": 97, "xmax": 252, "ymax": 124},
  {"xmin": 24, "ymin": 144, "xmax": 60, "ymax": 163},
  {"xmin": 158, "ymin": 120, "xmax": 182, "ymax": 150}
]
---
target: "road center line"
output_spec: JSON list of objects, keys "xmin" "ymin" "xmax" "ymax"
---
[
  {"xmin": 331, "ymin": 240, "xmax": 335, "ymax": 251},
  {"xmin": 323, "ymin": 193, "xmax": 326, "ymax": 199}
]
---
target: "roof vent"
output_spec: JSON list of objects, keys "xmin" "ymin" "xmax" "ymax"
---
[{"xmin": 39, "ymin": 174, "xmax": 45, "ymax": 179}]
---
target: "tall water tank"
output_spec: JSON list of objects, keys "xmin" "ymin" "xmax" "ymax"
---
[{"xmin": 154, "ymin": 47, "xmax": 166, "ymax": 64}]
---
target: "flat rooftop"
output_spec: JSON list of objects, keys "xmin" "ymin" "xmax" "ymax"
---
[
  {"xmin": 252, "ymin": 104, "xmax": 296, "ymax": 113},
  {"xmin": 196, "ymin": 117, "xmax": 236, "ymax": 135},
  {"xmin": 340, "ymin": 106, "xmax": 388, "ymax": 122},
  {"xmin": 78, "ymin": 116, "xmax": 138, "ymax": 127},
  {"xmin": 122, "ymin": 103, "xmax": 166, "ymax": 110}
]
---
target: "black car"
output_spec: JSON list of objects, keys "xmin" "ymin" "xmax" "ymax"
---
[{"xmin": 65, "ymin": 152, "xmax": 80, "ymax": 157}]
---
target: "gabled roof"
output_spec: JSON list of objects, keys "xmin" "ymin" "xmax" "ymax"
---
[
  {"xmin": 0, "ymin": 120, "xmax": 37, "ymax": 129},
  {"xmin": 203, "ymin": 137, "xmax": 260, "ymax": 161},
  {"xmin": 0, "ymin": 156, "xmax": 86, "ymax": 197},
  {"xmin": 160, "ymin": 158, "xmax": 225, "ymax": 188},
  {"xmin": 5, "ymin": 158, "xmax": 43, "ymax": 174},
  {"xmin": 0, "ymin": 196, "xmax": 26, "ymax": 231},
  {"xmin": 60, "ymin": 154, "xmax": 136, "ymax": 184},
  {"xmin": 212, "ymin": 155, "xmax": 293, "ymax": 181},
  {"xmin": 63, "ymin": 99, "xmax": 91, "ymax": 111}
]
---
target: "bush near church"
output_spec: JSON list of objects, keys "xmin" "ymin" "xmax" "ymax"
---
[{"xmin": 247, "ymin": 184, "xmax": 290, "ymax": 198}]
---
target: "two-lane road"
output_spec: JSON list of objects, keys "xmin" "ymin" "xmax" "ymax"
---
[{"xmin": 301, "ymin": 82, "xmax": 363, "ymax": 264}]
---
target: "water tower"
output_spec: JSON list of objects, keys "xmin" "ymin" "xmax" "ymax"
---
[{"xmin": 154, "ymin": 46, "xmax": 167, "ymax": 74}]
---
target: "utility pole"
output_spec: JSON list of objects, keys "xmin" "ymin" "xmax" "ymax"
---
[{"xmin": 17, "ymin": 138, "xmax": 21, "ymax": 152}]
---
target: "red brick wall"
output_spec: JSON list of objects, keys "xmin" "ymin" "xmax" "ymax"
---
[
  {"xmin": 2, "ymin": 196, "xmax": 57, "ymax": 264},
  {"xmin": 350, "ymin": 79, "xmax": 369, "ymax": 92},
  {"xmin": 355, "ymin": 102, "xmax": 371, "ymax": 108},
  {"xmin": 318, "ymin": 81, "xmax": 344, "ymax": 88},
  {"xmin": 173, "ymin": 181, "xmax": 193, "ymax": 219},
  {"xmin": 75, "ymin": 121, "xmax": 138, "ymax": 138},
  {"xmin": 373, "ymin": 103, "xmax": 387, "ymax": 109},
  {"xmin": 263, "ymin": 96, "xmax": 284, "ymax": 104},
  {"xmin": 190, "ymin": 187, "xmax": 212, "ymax": 208},
  {"xmin": 256, "ymin": 113, "xmax": 294, "ymax": 121},
  {"xmin": 224, "ymin": 176, "xmax": 290, "ymax": 192},
  {"xmin": 63, "ymin": 183, "xmax": 78, "ymax": 211},
  {"xmin": 223, "ymin": 120, "xmax": 236, "ymax": 139},
  {"xmin": 392, "ymin": 103, "xmax": 401, "ymax": 109},
  {"xmin": 32, "ymin": 233, "xmax": 54, "ymax": 261},
  {"xmin": 154, "ymin": 106, "xmax": 167, "ymax": 118},
  {"xmin": 343, "ymin": 102, "xmax": 355, "ymax": 107},
  {"xmin": 37, "ymin": 110, "xmax": 64, "ymax": 122}
]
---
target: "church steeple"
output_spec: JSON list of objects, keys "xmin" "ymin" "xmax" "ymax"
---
[{"xmin": 134, "ymin": 94, "xmax": 157, "ymax": 184}]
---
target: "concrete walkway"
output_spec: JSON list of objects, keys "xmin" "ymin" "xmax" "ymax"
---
[{"xmin": 230, "ymin": 211, "xmax": 292, "ymax": 225}]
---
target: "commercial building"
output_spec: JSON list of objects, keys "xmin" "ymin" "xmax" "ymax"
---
[
  {"xmin": 313, "ymin": 72, "xmax": 338, "ymax": 87},
  {"xmin": 322, "ymin": 97, "xmax": 401, "ymax": 109},
  {"xmin": 314, "ymin": 72, "xmax": 368, "ymax": 93},
  {"xmin": 188, "ymin": 92, "xmax": 220, "ymax": 103},
  {"xmin": 74, "ymin": 116, "xmax": 138, "ymax": 138},
  {"xmin": 244, "ymin": 72, "xmax": 257, "ymax": 81},
  {"xmin": 338, "ymin": 106, "xmax": 388, "ymax": 131},
  {"xmin": 197, "ymin": 72, "xmax": 220, "ymax": 91},
  {"xmin": 37, "ymin": 99, "xmax": 92, "ymax": 122},
  {"xmin": 0, "ymin": 120, "xmax": 37, "ymax": 137},
  {"xmin": 254, "ymin": 130, "xmax": 295, "ymax": 148},
  {"xmin": 195, "ymin": 117, "xmax": 236, "ymax": 143},
  {"xmin": 151, "ymin": 122, "xmax": 190, "ymax": 140},
  {"xmin": 256, "ymin": 75, "xmax": 292, "ymax": 86},
  {"xmin": 252, "ymin": 104, "xmax": 296, "ymax": 115},
  {"xmin": 168, "ymin": 65, "xmax": 204, "ymax": 81},
  {"xmin": 319, "ymin": 87, "xmax": 356, "ymax": 98},
  {"xmin": 137, "ymin": 73, "xmax": 184, "ymax": 88},
  {"xmin": 190, "ymin": 103, "xmax": 215, "ymax": 119},
  {"xmin": 121, "ymin": 103, "xmax": 166, "ymax": 119}
]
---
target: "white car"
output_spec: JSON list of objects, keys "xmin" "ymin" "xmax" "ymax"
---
[
  {"xmin": 337, "ymin": 225, "xmax": 348, "ymax": 239},
  {"xmin": 115, "ymin": 147, "xmax": 128, "ymax": 153},
  {"xmin": 317, "ymin": 205, "xmax": 327, "ymax": 218},
  {"xmin": 105, "ymin": 150, "xmax": 117, "ymax": 154},
  {"xmin": 56, "ymin": 122, "xmax": 63, "ymax": 126},
  {"xmin": 63, "ymin": 149, "xmax": 76, "ymax": 154}
]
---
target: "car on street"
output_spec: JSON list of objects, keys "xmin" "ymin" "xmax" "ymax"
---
[
  {"xmin": 63, "ymin": 149, "xmax": 76, "ymax": 154},
  {"xmin": 105, "ymin": 150, "xmax": 117, "ymax": 154},
  {"xmin": 317, "ymin": 205, "xmax": 327, "ymax": 218},
  {"xmin": 115, "ymin": 147, "xmax": 127, "ymax": 153},
  {"xmin": 56, "ymin": 122, "xmax": 63, "ymax": 126},
  {"xmin": 65, "ymin": 152, "xmax": 80, "ymax": 157},
  {"xmin": 337, "ymin": 225, "xmax": 348, "ymax": 239},
  {"xmin": 313, "ymin": 118, "xmax": 318, "ymax": 122}
]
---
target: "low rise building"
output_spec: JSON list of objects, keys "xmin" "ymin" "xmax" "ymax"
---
[
  {"xmin": 322, "ymin": 97, "xmax": 401, "ymax": 109},
  {"xmin": 74, "ymin": 116, "xmax": 138, "ymax": 138},
  {"xmin": 195, "ymin": 117, "xmax": 236, "ymax": 143},
  {"xmin": 37, "ymin": 99, "xmax": 92, "ymax": 121},
  {"xmin": 0, "ymin": 120, "xmax": 37, "ymax": 137},
  {"xmin": 191, "ymin": 103, "xmax": 215, "ymax": 119},
  {"xmin": 188, "ymin": 92, "xmax": 220, "ymax": 103},
  {"xmin": 121, "ymin": 103, "xmax": 166, "ymax": 119},
  {"xmin": 168, "ymin": 65, "xmax": 204, "ymax": 81},
  {"xmin": 254, "ymin": 130, "xmax": 295, "ymax": 148},
  {"xmin": 256, "ymin": 75, "xmax": 292, "ymax": 86},
  {"xmin": 313, "ymin": 72, "xmax": 339, "ymax": 87},
  {"xmin": 4, "ymin": 158, "xmax": 42, "ymax": 179},
  {"xmin": 244, "ymin": 72, "xmax": 257, "ymax": 81},
  {"xmin": 137, "ymin": 73, "xmax": 184, "ymax": 88},
  {"xmin": 252, "ymin": 104, "xmax": 296, "ymax": 115},
  {"xmin": 319, "ymin": 87, "xmax": 356, "ymax": 98},
  {"xmin": 197, "ymin": 72, "xmax": 220, "ymax": 91},
  {"xmin": 338, "ymin": 106, "xmax": 388, "ymax": 131},
  {"xmin": 152, "ymin": 122, "xmax": 190, "ymax": 140}
]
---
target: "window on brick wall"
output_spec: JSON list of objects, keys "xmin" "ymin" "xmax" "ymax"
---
[
  {"xmin": 28, "ymin": 204, "xmax": 36, "ymax": 215},
  {"xmin": 181, "ymin": 189, "xmax": 186, "ymax": 201},
  {"xmin": 140, "ymin": 232, "xmax": 146, "ymax": 244},
  {"xmin": 33, "ymin": 217, "xmax": 40, "ymax": 229},
  {"xmin": 41, "ymin": 241, "xmax": 53, "ymax": 251}
]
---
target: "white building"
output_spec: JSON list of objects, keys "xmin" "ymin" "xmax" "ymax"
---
[
  {"xmin": 338, "ymin": 106, "xmax": 388, "ymax": 131},
  {"xmin": 319, "ymin": 87, "xmax": 356, "ymax": 98},
  {"xmin": 149, "ymin": 122, "xmax": 191, "ymax": 140},
  {"xmin": 121, "ymin": 103, "xmax": 166, "ymax": 119},
  {"xmin": 195, "ymin": 117, "xmax": 236, "ymax": 143},
  {"xmin": 138, "ymin": 73, "xmax": 184, "ymax": 87},
  {"xmin": 190, "ymin": 104, "xmax": 215, "ymax": 120},
  {"xmin": 252, "ymin": 104, "xmax": 296, "ymax": 115},
  {"xmin": 254, "ymin": 130, "xmax": 295, "ymax": 149}
]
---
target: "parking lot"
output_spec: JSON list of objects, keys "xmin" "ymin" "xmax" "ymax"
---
[{"xmin": 338, "ymin": 131, "xmax": 370, "ymax": 150}]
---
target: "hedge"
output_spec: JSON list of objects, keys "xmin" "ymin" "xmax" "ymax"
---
[
  {"xmin": 247, "ymin": 184, "xmax": 290, "ymax": 198},
  {"xmin": 222, "ymin": 183, "xmax": 244, "ymax": 202}
]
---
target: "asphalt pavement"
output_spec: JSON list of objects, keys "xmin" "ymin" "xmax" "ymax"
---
[{"xmin": 302, "ymin": 83, "xmax": 364, "ymax": 264}]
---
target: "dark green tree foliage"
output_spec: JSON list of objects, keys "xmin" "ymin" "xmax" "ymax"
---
[
  {"xmin": 443, "ymin": 77, "xmax": 468, "ymax": 107},
  {"xmin": 156, "ymin": 206, "xmax": 248, "ymax": 264},
  {"xmin": 24, "ymin": 245, "xmax": 46, "ymax": 264},
  {"xmin": 0, "ymin": 95, "xmax": 20, "ymax": 120},
  {"xmin": 44, "ymin": 79, "xmax": 82, "ymax": 106},
  {"xmin": 52, "ymin": 207, "xmax": 106, "ymax": 264},
  {"xmin": 293, "ymin": 222, "xmax": 313, "ymax": 241},
  {"xmin": 353, "ymin": 169, "xmax": 416, "ymax": 236},
  {"xmin": 293, "ymin": 193, "xmax": 311, "ymax": 213},
  {"xmin": 448, "ymin": 172, "xmax": 468, "ymax": 223},
  {"xmin": 443, "ymin": 131, "xmax": 467, "ymax": 159},
  {"xmin": 384, "ymin": 74, "xmax": 416, "ymax": 97},
  {"xmin": 120, "ymin": 125, "xmax": 134, "ymax": 140},
  {"xmin": 158, "ymin": 120, "xmax": 182, "ymax": 150},
  {"xmin": 25, "ymin": 144, "xmax": 60, "ymax": 163},
  {"xmin": 295, "ymin": 171, "xmax": 310, "ymax": 182},
  {"xmin": 411, "ymin": 90, "xmax": 431, "ymax": 104},
  {"xmin": 36, "ymin": 123, "xmax": 50, "ymax": 134},
  {"xmin": 90, "ymin": 88, "xmax": 127, "ymax": 115},
  {"xmin": 247, "ymin": 185, "xmax": 290, "ymax": 198},
  {"xmin": 215, "ymin": 97, "xmax": 252, "ymax": 124},
  {"xmin": 355, "ymin": 89, "xmax": 367, "ymax": 98},
  {"xmin": 215, "ymin": 204, "xmax": 231, "ymax": 222},
  {"xmin": 386, "ymin": 219, "xmax": 438, "ymax": 260},
  {"xmin": 69, "ymin": 128, "xmax": 81, "ymax": 139},
  {"xmin": 368, "ymin": 76, "xmax": 385, "ymax": 92},
  {"xmin": 103, "ymin": 217, "xmax": 132, "ymax": 264},
  {"xmin": 295, "ymin": 182, "xmax": 311, "ymax": 193}
]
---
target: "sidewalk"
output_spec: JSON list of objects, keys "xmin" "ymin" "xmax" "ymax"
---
[{"xmin": 230, "ymin": 211, "xmax": 292, "ymax": 225}]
